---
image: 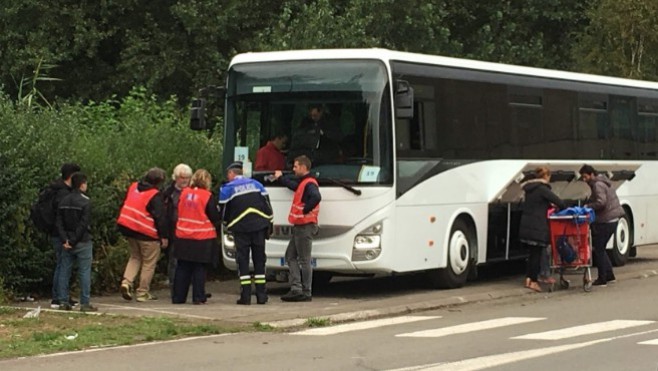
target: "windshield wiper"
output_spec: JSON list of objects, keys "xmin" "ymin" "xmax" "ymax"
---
[{"xmin": 316, "ymin": 175, "xmax": 362, "ymax": 196}]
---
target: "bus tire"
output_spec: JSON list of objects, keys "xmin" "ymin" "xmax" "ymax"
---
[
  {"xmin": 608, "ymin": 213, "xmax": 632, "ymax": 267},
  {"xmin": 427, "ymin": 219, "xmax": 473, "ymax": 289}
]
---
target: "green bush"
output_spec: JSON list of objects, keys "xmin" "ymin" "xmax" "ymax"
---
[{"xmin": 0, "ymin": 88, "xmax": 223, "ymax": 296}]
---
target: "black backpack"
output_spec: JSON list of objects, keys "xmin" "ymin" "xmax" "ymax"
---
[{"xmin": 30, "ymin": 185, "xmax": 58, "ymax": 233}]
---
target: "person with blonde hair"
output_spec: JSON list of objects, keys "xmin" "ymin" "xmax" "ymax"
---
[
  {"xmin": 117, "ymin": 167, "xmax": 168, "ymax": 302},
  {"xmin": 519, "ymin": 166, "xmax": 566, "ymax": 292},
  {"xmin": 162, "ymin": 163, "xmax": 193, "ymax": 297},
  {"xmin": 172, "ymin": 169, "xmax": 220, "ymax": 304}
]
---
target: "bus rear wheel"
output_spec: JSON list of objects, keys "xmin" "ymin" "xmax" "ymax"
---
[
  {"xmin": 608, "ymin": 214, "xmax": 632, "ymax": 267},
  {"xmin": 427, "ymin": 219, "xmax": 474, "ymax": 289}
]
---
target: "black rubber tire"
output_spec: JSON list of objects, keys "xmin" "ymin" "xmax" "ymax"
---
[
  {"xmin": 427, "ymin": 219, "xmax": 474, "ymax": 289},
  {"xmin": 608, "ymin": 214, "xmax": 632, "ymax": 267}
]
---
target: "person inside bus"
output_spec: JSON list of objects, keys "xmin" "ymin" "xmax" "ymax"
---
[
  {"xmin": 287, "ymin": 104, "xmax": 342, "ymax": 166},
  {"xmin": 255, "ymin": 132, "xmax": 288, "ymax": 171},
  {"xmin": 519, "ymin": 167, "xmax": 566, "ymax": 292}
]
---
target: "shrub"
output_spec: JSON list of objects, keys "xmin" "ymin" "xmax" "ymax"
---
[{"xmin": 0, "ymin": 88, "xmax": 223, "ymax": 296}]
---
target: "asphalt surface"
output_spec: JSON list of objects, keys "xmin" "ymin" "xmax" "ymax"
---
[{"xmin": 12, "ymin": 246, "xmax": 658, "ymax": 329}]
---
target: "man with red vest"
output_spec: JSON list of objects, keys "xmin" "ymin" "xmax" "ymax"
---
[
  {"xmin": 172, "ymin": 169, "xmax": 220, "ymax": 304},
  {"xmin": 219, "ymin": 162, "xmax": 273, "ymax": 305},
  {"xmin": 273, "ymin": 155, "xmax": 321, "ymax": 302},
  {"xmin": 117, "ymin": 167, "xmax": 168, "ymax": 302}
]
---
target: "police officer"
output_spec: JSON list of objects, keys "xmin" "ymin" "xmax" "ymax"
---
[{"xmin": 219, "ymin": 162, "xmax": 273, "ymax": 305}]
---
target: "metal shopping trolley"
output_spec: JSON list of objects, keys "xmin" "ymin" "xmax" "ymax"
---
[{"xmin": 548, "ymin": 214, "xmax": 593, "ymax": 292}]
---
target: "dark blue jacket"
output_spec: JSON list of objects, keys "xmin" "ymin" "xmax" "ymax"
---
[
  {"xmin": 219, "ymin": 176, "xmax": 273, "ymax": 233},
  {"xmin": 519, "ymin": 179, "xmax": 566, "ymax": 245}
]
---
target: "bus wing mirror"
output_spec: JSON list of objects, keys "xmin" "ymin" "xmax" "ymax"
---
[
  {"xmin": 190, "ymin": 98, "xmax": 206, "ymax": 130},
  {"xmin": 395, "ymin": 80, "xmax": 414, "ymax": 119}
]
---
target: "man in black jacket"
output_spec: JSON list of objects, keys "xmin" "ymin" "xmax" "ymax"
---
[
  {"xmin": 49, "ymin": 163, "xmax": 81, "ymax": 309},
  {"xmin": 55, "ymin": 172, "xmax": 97, "ymax": 312}
]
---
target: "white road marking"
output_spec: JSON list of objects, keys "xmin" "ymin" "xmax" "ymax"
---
[
  {"xmin": 512, "ymin": 320, "xmax": 655, "ymax": 340},
  {"xmin": 638, "ymin": 339, "xmax": 658, "ymax": 345},
  {"xmin": 396, "ymin": 317, "xmax": 545, "ymax": 338},
  {"xmin": 290, "ymin": 316, "xmax": 440, "ymax": 336},
  {"xmin": 388, "ymin": 328, "xmax": 658, "ymax": 371}
]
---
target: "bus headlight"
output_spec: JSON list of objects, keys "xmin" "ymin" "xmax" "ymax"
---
[
  {"xmin": 223, "ymin": 232, "xmax": 236, "ymax": 259},
  {"xmin": 352, "ymin": 222, "xmax": 383, "ymax": 261}
]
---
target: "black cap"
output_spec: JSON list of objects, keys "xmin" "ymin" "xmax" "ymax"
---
[{"xmin": 226, "ymin": 161, "xmax": 243, "ymax": 171}]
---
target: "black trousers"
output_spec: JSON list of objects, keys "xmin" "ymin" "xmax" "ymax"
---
[
  {"xmin": 234, "ymin": 229, "xmax": 267, "ymax": 279},
  {"xmin": 172, "ymin": 259, "xmax": 206, "ymax": 304},
  {"xmin": 524, "ymin": 242, "xmax": 544, "ymax": 282},
  {"xmin": 591, "ymin": 222, "xmax": 617, "ymax": 281}
]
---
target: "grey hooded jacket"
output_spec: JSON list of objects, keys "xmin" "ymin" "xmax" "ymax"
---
[{"xmin": 586, "ymin": 175, "xmax": 625, "ymax": 223}]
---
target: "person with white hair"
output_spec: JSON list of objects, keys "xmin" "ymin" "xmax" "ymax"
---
[{"xmin": 162, "ymin": 163, "xmax": 193, "ymax": 296}]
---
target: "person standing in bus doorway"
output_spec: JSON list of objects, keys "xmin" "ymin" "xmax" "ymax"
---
[
  {"xmin": 519, "ymin": 167, "xmax": 566, "ymax": 292},
  {"xmin": 117, "ymin": 167, "xmax": 169, "ymax": 302},
  {"xmin": 580, "ymin": 164, "xmax": 624, "ymax": 287},
  {"xmin": 255, "ymin": 133, "xmax": 288, "ymax": 171},
  {"xmin": 162, "ymin": 163, "xmax": 193, "ymax": 298},
  {"xmin": 273, "ymin": 155, "xmax": 321, "ymax": 302},
  {"xmin": 172, "ymin": 169, "xmax": 220, "ymax": 304},
  {"xmin": 219, "ymin": 162, "xmax": 273, "ymax": 305}
]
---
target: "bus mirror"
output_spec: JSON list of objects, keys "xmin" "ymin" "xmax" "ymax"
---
[
  {"xmin": 190, "ymin": 98, "xmax": 206, "ymax": 130},
  {"xmin": 395, "ymin": 80, "xmax": 414, "ymax": 119}
]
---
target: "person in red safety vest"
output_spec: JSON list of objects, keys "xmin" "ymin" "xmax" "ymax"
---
[
  {"xmin": 273, "ymin": 155, "xmax": 321, "ymax": 302},
  {"xmin": 117, "ymin": 167, "xmax": 168, "ymax": 303},
  {"xmin": 172, "ymin": 169, "xmax": 220, "ymax": 304}
]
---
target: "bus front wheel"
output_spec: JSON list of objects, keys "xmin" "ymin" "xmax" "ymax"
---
[
  {"xmin": 427, "ymin": 219, "xmax": 474, "ymax": 289},
  {"xmin": 608, "ymin": 214, "xmax": 632, "ymax": 267}
]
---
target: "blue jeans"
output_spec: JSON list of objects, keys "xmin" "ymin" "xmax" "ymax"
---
[
  {"xmin": 58, "ymin": 241, "xmax": 93, "ymax": 305},
  {"xmin": 51, "ymin": 236, "xmax": 64, "ymax": 300}
]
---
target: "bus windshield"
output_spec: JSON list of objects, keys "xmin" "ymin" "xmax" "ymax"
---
[{"xmin": 225, "ymin": 60, "xmax": 393, "ymax": 186}]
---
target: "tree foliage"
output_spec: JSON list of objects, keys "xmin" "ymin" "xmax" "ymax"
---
[{"xmin": 572, "ymin": 0, "xmax": 658, "ymax": 80}]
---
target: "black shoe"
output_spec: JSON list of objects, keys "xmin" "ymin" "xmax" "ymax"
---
[
  {"xmin": 50, "ymin": 299, "xmax": 60, "ymax": 309},
  {"xmin": 236, "ymin": 298, "xmax": 251, "ymax": 305},
  {"xmin": 59, "ymin": 303, "xmax": 73, "ymax": 311},
  {"xmin": 69, "ymin": 299, "xmax": 79, "ymax": 307},
  {"xmin": 205, "ymin": 293, "xmax": 212, "ymax": 299},
  {"xmin": 607, "ymin": 274, "xmax": 616, "ymax": 283},
  {"xmin": 281, "ymin": 293, "xmax": 312, "ymax": 302},
  {"xmin": 592, "ymin": 278, "xmax": 607, "ymax": 287},
  {"xmin": 80, "ymin": 304, "xmax": 98, "ymax": 312},
  {"xmin": 280, "ymin": 290, "xmax": 303, "ymax": 300}
]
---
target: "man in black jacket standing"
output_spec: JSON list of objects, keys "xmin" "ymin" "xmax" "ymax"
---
[
  {"xmin": 48, "ymin": 163, "xmax": 81, "ymax": 309},
  {"xmin": 56, "ymin": 172, "xmax": 97, "ymax": 312}
]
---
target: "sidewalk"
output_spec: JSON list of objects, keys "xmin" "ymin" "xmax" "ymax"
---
[{"xmin": 15, "ymin": 247, "xmax": 658, "ymax": 329}]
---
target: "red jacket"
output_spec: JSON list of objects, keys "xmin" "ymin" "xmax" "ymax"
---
[
  {"xmin": 117, "ymin": 182, "xmax": 159, "ymax": 239},
  {"xmin": 176, "ymin": 187, "xmax": 217, "ymax": 240},
  {"xmin": 288, "ymin": 177, "xmax": 319, "ymax": 225},
  {"xmin": 255, "ymin": 141, "xmax": 286, "ymax": 171}
]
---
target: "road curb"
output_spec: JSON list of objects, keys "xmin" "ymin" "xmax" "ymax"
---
[{"xmin": 265, "ymin": 268, "xmax": 658, "ymax": 329}]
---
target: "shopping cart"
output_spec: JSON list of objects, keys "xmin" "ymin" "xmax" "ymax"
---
[{"xmin": 548, "ymin": 214, "xmax": 593, "ymax": 292}]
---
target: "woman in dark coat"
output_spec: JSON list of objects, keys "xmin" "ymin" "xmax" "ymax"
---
[{"xmin": 519, "ymin": 167, "xmax": 566, "ymax": 292}]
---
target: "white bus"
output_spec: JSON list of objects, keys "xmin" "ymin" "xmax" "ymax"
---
[{"xmin": 194, "ymin": 49, "xmax": 658, "ymax": 288}]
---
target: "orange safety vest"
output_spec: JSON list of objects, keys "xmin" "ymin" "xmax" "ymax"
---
[
  {"xmin": 288, "ymin": 177, "xmax": 320, "ymax": 225},
  {"xmin": 176, "ymin": 187, "xmax": 217, "ymax": 240},
  {"xmin": 117, "ymin": 182, "xmax": 159, "ymax": 239}
]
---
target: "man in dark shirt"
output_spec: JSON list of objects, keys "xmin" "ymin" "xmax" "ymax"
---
[
  {"xmin": 55, "ymin": 172, "xmax": 97, "ymax": 311},
  {"xmin": 273, "ymin": 155, "xmax": 321, "ymax": 302}
]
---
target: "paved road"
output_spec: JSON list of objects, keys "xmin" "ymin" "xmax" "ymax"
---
[{"xmin": 4, "ymin": 259, "xmax": 658, "ymax": 370}]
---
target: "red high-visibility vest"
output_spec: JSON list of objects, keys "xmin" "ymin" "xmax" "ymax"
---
[
  {"xmin": 288, "ymin": 177, "xmax": 319, "ymax": 225},
  {"xmin": 176, "ymin": 187, "xmax": 217, "ymax": 240},
  {"xmin": 117, "ymin": 182, "xmax": 159, "ymax": 239}
]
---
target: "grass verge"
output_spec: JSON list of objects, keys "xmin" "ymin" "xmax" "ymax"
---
[{"xmin": 0, "ymin": 306, "xmax": 233, "ymax": 359}]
